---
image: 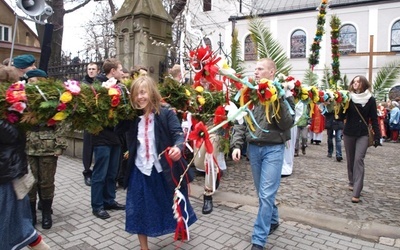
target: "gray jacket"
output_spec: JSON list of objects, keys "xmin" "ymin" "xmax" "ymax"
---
[{"xmin": 231, "ymin": 97, "xmax": 295, "ymax": 150}]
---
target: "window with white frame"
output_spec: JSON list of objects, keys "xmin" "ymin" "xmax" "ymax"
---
[
  {"xmin": 0, "ymin": 24, "xmax": 11, "ymax": 42},
  {"xmin": 391, "ymin": 20, "xmax": 400, "ymax": 52}
]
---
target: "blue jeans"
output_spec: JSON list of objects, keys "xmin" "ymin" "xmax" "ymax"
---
[
  {"xmin": 91, "ymin": 145, "xmax": 121, "ymax": 212},
  {"xmin": 247, "ymin": 143, "xmax": 284, "ymax": 247},
  {"xmin": 327, "ymin": 129, "xmax": 342, "ymax": 157}
]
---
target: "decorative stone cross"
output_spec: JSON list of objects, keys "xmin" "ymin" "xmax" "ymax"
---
[{"xmin": 349, "ymin": 35, "xmax": 396, "ymax": 83}]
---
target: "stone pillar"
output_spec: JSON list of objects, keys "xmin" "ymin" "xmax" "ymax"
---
[{"xmin": 112, "ymin": 0, "xmax": 173, "ymax": 79}]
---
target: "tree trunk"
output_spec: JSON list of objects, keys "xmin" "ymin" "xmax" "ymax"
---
[{"xmin": 46, "ymin": 0, "xmax": 65, "ymax": 65}]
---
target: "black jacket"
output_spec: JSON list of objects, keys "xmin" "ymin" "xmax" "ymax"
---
[
  {"xmin": 0, "ymin": 120, "xmax": 28, "ymax": 184},
  {"xmin": 81, "ymin": 74, "xmax": 95, "ymax": 84},
  {"xmin": 342, "ymin": 98, "xmax": 381, "ymax": 140}
]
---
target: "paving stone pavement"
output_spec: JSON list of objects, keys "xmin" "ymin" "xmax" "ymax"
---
[{"xmin": 23, "ymin": 140, "xmax": 400, "ymax": 249}]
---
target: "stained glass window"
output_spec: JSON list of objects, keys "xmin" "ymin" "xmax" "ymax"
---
[
  {"xmin": 290, "ymin": 29, "xmax": 306, "ymax": 58},
  {"xmin": 391, "ymin": 20, "xmax": 400, "ymax": 52},
  {"xmin": 339, "ymin": 24, "xmax": 357, "ymax": 55},
  {"xmin": 244, "ymin": 35, "xmax": 257, "ymax": 61}
]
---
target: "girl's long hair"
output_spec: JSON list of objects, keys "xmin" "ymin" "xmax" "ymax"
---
[
  {"xmin": 129, "ymin": 76, "xmax": 162, "ymax": 114},
  {"xmin": 349, "ymin": 75, "xmax": 371, "ymax": 93}
]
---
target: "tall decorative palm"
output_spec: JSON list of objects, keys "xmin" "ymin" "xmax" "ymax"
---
[{"xmin": 249, "ymin": 18, "xmax": 292, "ymax": 76}]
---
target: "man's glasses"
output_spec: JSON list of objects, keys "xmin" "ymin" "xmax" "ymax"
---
[{"xmin": 88, "ymin": 68, "xmax": 97, "ymax": 70}]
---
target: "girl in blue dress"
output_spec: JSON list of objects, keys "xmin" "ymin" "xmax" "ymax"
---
[{"xmin": 116, "ymin": 76, "xmax": 197, "ymax": 250}]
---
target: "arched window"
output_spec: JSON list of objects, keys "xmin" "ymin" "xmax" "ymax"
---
[
  {"xmin": 290, "ymin": 29, "xmax": 306, "ymax": 58},
  {"xmin": 203, "ymin": 37, "xmax": 212, "ymax": 50},
  {"xmin": 339, "ymin": 24, "xmax": 357, "ymax": 55},
  {"xmin": 244, "ymin": 35, "xmax": 257, "ymax": 61},
  {"xmin": 391, "ymin": 20, "xmax": 400, "ymax": 52}
]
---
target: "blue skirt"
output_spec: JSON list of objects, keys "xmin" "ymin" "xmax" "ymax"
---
[
  {"xmin": 0, "ymin": 182, "xmax": 38, "ymax": 250},
  {"xmin": 125, "ymin": 166, "xmax": 197, "ymax": 237}
]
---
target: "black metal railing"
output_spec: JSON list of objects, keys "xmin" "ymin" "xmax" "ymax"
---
[{"xmin": 47, "ymin": 62, "xmax": 103, "ymax": 81}]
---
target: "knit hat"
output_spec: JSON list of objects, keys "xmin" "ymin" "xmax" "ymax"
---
[
  {"xmin": 13, "ymin": 54, "xmax": 36, "ymax": 69},
  {"xmin": 392, "ymin": 101, "xmax": 399, "ymax": 107},
  {"xmin": 22, "ymin": 69, "xmax": 48, "ymax": 80}
]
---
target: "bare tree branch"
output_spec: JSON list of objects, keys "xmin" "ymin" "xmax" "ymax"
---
[
  {"xmin": 107, "ymin": 0, "xmax": 116, "ymax": 16},
  {"xmin": 169, "ymin": 0, "xmax": 187, "ymax": 19},
  {"xmin": 65, "ymin": 0, "xmax": 91, "ymax": 14}
]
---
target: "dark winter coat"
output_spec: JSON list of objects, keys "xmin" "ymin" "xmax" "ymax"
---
[
  {"xmin": 81, "ymin": 74, "xmax": 95, "ymax": 84},
  {"xmin": 342, "ymin": 98, "xmax": 381, "ymax": 141},
  {"xmin": 231, "ymin": 96, "xmax": 295, "ymax": 150},
  {"xmin": 0, "ymin": 120, "xmax": 28, "ymax": 184}
]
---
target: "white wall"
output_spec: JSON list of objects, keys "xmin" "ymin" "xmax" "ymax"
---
[{"xmin": 188, "ymin": 1, "xmax": 400, "ymax": 84}]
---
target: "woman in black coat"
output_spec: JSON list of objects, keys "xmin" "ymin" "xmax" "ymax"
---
[
  {"xmin": 0, "ymin": 119, "xmax": 50, "ymax": 249},
  {"xmin": 342, "ymin": 75, "xmax": 381, "ymax": 203}
]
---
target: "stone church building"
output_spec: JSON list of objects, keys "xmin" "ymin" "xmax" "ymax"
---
[{"xmin": 187, "ymin": 0, "xmax": 400, "ymax": 86}]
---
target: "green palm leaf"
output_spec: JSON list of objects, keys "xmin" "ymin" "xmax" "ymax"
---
[
  {"xmin": 249, "ymin": 18, "xmax": 292, "ymax": 75},
  {"xmin": 302, "ymin": 68, "xmax": 319, "ymax": 86},
  {"xmin": 373, "ymin": 61, "xmax": 400, "ymax": 101},
  {"xmin": 231, "ymin": 29, "xmax": 245, "ymax": 74}
]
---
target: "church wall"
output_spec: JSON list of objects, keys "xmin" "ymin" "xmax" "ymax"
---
[{"xmin": 188, "ymin": 1, "xmax": 400, "ymax": 84}]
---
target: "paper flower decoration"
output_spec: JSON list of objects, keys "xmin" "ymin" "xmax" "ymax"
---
[
  {"xmin": 101, "ymin": 77, "xmax": 118, "ymax": 89},
  {"xmin": 189, "ymin": 46, "xmax": 223, "ymax": 91},
  {"xmin": 64, "ymin": 80, "xmax": 81, "ymax": 95},
  {"xmin": 8, "ymin": 101, "xmax": 27, "ymax": 114},
  {"xmin": 257, "ymin": 78, "xmax": 277, "ymax": 103},
  {"xmin": 5, "ymin": 81, "xmax": 27, "ymax": 123},
  {"xmin": 225, "ymin": 101, "xmax": 247, "ymax": 125},
  {"xmin": 188, "ymin": 121, "xmax": 213, "ymax": 154},
  {"xmin": 60, "ymin": 91, "xmax": 73, "ymax": 103},
  {"xmin": 213, "ymin": 105, "xmax": 228, "ymax": 128}
]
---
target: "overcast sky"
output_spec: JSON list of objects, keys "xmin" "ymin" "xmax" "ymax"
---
[{"xmin": 6, "ymin": 0, "xmax": 123, "ymax": 58}]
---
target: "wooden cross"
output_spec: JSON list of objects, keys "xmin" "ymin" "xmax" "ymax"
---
[{"xmin": 349, "ymin": 35, "xmax": 396, "ymax": 83}]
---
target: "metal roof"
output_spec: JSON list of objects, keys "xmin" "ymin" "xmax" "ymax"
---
[{"xmin": 251, "ymin": 0, "xmax": 397, "ymax": 15}]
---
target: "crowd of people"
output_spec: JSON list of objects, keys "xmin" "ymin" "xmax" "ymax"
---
[{"xmin": 0, "ymin": 52, "xmax": 396, "ymax": 250}]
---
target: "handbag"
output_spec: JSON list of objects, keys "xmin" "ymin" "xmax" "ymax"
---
[{"xmin": 354, "ymin": 104, "xmax": 374, "ymax": 147}]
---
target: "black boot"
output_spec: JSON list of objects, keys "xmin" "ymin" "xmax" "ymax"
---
[
  {"xmin": 30, "ymin": 201, "xmax": 37, "ymax": 226},
  {"xmin": 202, "ymin": 195, "xmax": 213, "ymax": 214},
  {"xmin": 38, "ymin": 200, "xmax": 53, "ymax": 214},
  {"xmin": 41, "ymin": 199, "xmax": 53, "ymax": 229}
]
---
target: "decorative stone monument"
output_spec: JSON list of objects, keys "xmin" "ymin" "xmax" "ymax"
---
[{"xmin": 112, "ymin": 0, "xmax": 174, "ymax": 79}]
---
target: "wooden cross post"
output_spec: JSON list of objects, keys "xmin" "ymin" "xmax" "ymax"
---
[{"xmin": 349, "ymin": 35, "xmax": 396, "ymax": 83}]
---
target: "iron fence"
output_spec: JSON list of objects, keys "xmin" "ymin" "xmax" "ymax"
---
[{"xmin": 47, "ymin": 62, "xmax": 103, "ymax": 81}]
